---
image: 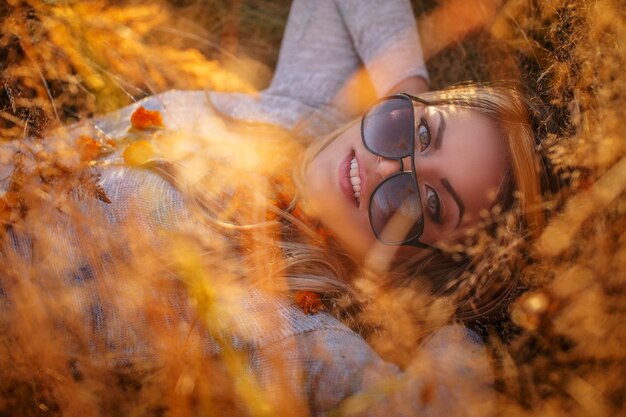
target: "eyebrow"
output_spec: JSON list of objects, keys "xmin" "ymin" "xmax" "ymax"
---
[
  {"xmin": 434, "ymin": 111, "xmax": 446, "ymax": 150},
  {"xmin": 441, "ymin": 178, "xmax": 465, "ymax": 227}
]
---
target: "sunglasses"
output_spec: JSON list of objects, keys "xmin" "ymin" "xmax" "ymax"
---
[{"xmin": 361, "ymin": 93, "xmax": 439, "ymax": 251}]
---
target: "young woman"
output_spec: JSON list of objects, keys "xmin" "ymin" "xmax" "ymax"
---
[{"xmin": 0, "ymin": 0, "xmax": 545, "ymax": 415}]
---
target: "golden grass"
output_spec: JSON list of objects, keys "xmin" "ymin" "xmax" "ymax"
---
[{"xmin": 0, "ymin": 0, "xmax": 624, "ymax": 415}]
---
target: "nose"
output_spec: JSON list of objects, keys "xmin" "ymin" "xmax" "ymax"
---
[{"xmin": 377, "ymin": 155, "xmax": 412, "ymax": 177}]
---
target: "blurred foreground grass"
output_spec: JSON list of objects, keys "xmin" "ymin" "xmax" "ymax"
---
[{"xmin": 1, "ymin": 0, "xmax": 625, "ymax": 416}]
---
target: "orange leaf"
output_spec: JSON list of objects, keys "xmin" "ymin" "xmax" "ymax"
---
[
  {"xmin": 294, "ymin": 291, "xmax": 323, "ymax": 315},
  {"xmin": 130, "ymin": 106, "xmax": 164, "ymax": 130},
  {"xmin": 75, "ymin": 135, "xmax": 102, "ymax": 162}
]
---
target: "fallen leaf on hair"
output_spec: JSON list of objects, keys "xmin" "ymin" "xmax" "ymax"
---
[
  {"xmin": 294, "ymin": 291, "xmax": 323, "ymax": 315},
  {"xmin": 130, "ymin": 106, "xmax": 164, "ymax": 130},
  {"xmin": 75, "ymin": 135, "xmax": 102, "ymax": 162}
]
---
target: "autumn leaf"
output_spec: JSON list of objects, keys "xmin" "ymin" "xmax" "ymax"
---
[
  {"xmin": 130, "ymin": 107, "xmax": 164, "ymax": 130},
  {"xmin": 294, "ymin": 291, "xmax": 323, "ymax": 315}
]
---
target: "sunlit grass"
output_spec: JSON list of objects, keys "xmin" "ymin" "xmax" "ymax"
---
[{"xmin": 0, "ymin": 0, "xmax": 624, "ymax": 416}]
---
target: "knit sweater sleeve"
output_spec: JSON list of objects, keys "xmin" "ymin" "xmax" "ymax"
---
[
  {"xmin": 334, "ymin": 0, "xmax": 429, "ymax": 96},
  {"xmin": 266, "ymin": 0, "xmax": 428, "ymax": 108},
  {"xmin": 250, "ymin": 324, "xmax": 494, "ymax": 417}
]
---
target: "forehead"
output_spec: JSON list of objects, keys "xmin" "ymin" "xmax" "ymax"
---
[{"xmin": 428, "ymin": 105, "xmax": 509, "ymax": 223}]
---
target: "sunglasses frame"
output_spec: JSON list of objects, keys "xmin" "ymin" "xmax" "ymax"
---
[{"xmin": 361, "ymin": 93, "xmax": 441, "ymax": 252}]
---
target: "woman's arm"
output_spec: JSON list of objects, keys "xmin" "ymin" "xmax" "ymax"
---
[
  {"xmin": 384, "ymin": 76, "xmax": 430, "ymax": 98},
  {"xmin": 331, "ymin": 0, "xmax": 430, "ymax": 116},
  {"xmin": 252, "ymin": 323, "xmax": 494, "ymax": 417},
  {"xmin": 334, "ymin": 0, "xmax": 429, "ymax": 97},
  {"xmin": 266, "ymin": 0, "xmax": 428, "ymax": 119}
]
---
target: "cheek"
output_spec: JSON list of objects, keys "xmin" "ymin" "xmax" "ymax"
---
[
  {"xmin": 306, "ymin": 126, "xmax": 356, "ymax": 186},
  {"xmin": 304, "ymin": 152, "xmax": 329, "ymax": 200},
  {"xmin": 303, "ymin": 136, "xmax": 376, "ymax": 259}
]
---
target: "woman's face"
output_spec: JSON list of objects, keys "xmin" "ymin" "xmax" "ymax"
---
[{"xmin": 304, "ymin": 103, "xmax": 509, "ymax": 263}]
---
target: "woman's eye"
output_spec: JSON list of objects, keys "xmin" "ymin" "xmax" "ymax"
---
[
  {"xmin": 425, "ymin": 185, "xmax": 441, "ymax": 223},
  {"xmin": 417, "ymin": 118, "xmax": 431, "ymax": 151}
]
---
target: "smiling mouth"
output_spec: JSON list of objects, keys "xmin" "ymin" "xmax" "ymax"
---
[{"xmin": 349, "ymin": 156, "xmax": 361, "ymax": 202}]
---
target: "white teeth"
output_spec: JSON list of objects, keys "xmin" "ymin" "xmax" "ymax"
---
[{"xmin": 349, "ymin": 156, "xmax": 361, "ymax": 202}]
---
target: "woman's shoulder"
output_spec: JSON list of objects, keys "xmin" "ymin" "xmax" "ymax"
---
[
  {"xmin": 238, "ymin": 289, "xmax": 396, "ymax": 414},
  {"xmin": 236, "ymin": 288, "xmax": 485, "ymax": 372},
  {"xmin": 227, "ymin": 288, "xmax": 366, "ymax": 350},
  {"xmin": 227, "ymin": 288, "xmax": 391, "ymax": 374},
  {"xmin": 244, "ymin": 294, "xmax": 492, "ymax": 416}
]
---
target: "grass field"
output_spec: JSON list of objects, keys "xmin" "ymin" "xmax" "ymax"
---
[{"xmin": 1, "ymin": 0, "xmax": 624, "ymax": 415}]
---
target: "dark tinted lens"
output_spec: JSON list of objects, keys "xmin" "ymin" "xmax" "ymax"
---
[
  {"xmin": 369, "ymin": 173, "xmax": 424, "ymax": 244},
  {"xmin": 362, "ymin": 97, "xmax": 414, "ymax": 158}
]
